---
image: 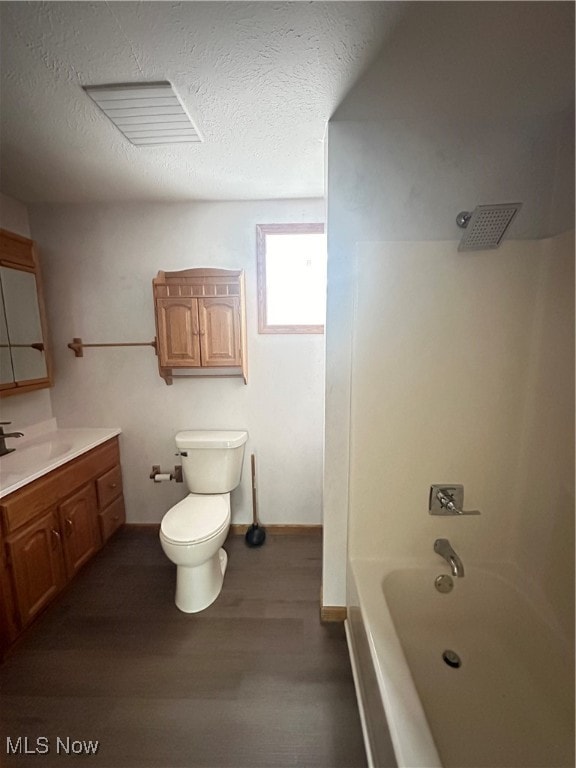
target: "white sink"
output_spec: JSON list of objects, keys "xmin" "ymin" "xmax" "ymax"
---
[
  {"xmin": 4, "ymin": 438, "xmax": 73, "ymax": 471},
  {"xmin": 0, "ymin": 424, "xmax": 121, "ymax": 498},
  {"xmin": 1, "ymin": 436, "xmax": 73, "ymax": 477}
]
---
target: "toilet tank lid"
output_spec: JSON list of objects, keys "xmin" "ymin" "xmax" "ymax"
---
[{"xmin": 175, "ymin": 430, "xmax": 248, "ymax": 450}]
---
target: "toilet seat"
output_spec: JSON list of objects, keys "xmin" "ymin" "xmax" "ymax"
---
[{"xmin": 160, "ymin": 493, "xmax": 230, "ymax": 546}]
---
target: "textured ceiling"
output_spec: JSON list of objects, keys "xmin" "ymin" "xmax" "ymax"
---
[{"xmin": 0, "ymin": 1, "xmax": 404, "ymax": 204}]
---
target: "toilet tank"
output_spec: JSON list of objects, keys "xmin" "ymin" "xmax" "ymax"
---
[{"xmin": 175, "ymin": 430, "xmax": 248, "ymax": 493}]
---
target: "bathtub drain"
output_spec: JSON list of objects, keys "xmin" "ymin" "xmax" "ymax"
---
[{"xmin": 442, "ymin": 650, "xmax": 461, "ymax": 668}]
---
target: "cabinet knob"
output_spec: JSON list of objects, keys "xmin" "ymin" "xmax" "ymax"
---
[
  {"xmin": 65, "ymin": 518, "xmax": 73, "ymax": 537},
  {"xmin": 109, "ymin": 483, "xmax": 117, "ymax": 489}
]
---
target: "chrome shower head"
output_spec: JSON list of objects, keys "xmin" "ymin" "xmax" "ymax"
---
[{"xmin": 456, "ymin": 203, "xmax": 522, "ymax": 251}]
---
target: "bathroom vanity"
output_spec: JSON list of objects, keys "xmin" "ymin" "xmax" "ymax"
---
[{"xmin": 0, "ymin": 426, "xmax": 124, "ymax": 657}]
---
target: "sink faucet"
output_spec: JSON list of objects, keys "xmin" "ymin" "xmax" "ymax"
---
[
  {"xmin": 0, "ymin": 422, "xmax": 24, "ymax": 457},
  {"xmin": 434, "ymin": 538, "xmax": 464, "ymax": 577}
]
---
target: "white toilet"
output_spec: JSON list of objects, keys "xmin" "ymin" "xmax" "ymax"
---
[{"xmin": 159, "ymin": 430, "xmax": 248, "ymax": 613}]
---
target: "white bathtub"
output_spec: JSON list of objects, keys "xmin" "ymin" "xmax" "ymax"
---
[{"xmin": 346, "ymin": 559, "xmax": 575, "ymax": 768}]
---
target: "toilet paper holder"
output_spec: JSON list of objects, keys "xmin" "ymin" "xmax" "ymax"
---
[{"xmin": 150, "ymin": 465, "xmax": 183, "ymax": 483}]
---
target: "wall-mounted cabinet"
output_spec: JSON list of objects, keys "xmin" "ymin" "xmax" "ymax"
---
[
  {"xmin": 153, "ymin": 268, "xmax": 247, "ymax": 384},
  {"xmin": 0, "ymin": 229, "xmax": 53, "ymax": 397}
]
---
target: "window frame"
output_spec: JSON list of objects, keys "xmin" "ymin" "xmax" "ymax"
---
[{"xmin": 256, "ymin": 222, "xmax": 326, "ymax": 335}]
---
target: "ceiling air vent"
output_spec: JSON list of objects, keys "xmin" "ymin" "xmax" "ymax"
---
[{"xmin": 83, "ymin": 82, "xmax": 202, "ymax": 146}]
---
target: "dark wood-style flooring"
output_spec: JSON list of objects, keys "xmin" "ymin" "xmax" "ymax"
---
[{"xmin": 1, "ymin": 529, "xmax": 367, "ymax": 768}]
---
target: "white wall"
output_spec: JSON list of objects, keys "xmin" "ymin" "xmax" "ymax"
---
[
  {"xmin": 348, "ymin": 233, "xmax": 574, "ymax": 638},
  {"xmin": 1, "ymin": 193, "xmax": 31, "ymax": 237},
  {"xmin": 0, "ymin": 193, "xmax": 53, "ymax": 427},
  {"xmin": 327, "ymin": 115, "xmax": 574, "ymax": 242},
  {"xmin": 29, "ymin": 199, "xmax": 325, "ymax": 526}
]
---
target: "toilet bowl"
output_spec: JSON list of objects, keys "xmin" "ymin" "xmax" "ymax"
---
[
  {"xmin": 159, "ymin": 429, "xmax": 248, "ymax": 613},
  {"xmin": 160, "ymin": 493, "xmax": 231, "ymax": 613}
]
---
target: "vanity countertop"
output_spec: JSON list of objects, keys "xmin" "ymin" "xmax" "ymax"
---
[{"xmin": 0, "ymin": 421, "xmax": 122, "ymax": 499}]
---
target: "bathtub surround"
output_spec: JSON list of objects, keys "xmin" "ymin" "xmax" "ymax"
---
[
  {"xmin": 27, "ymin": 198, "xmax": 325, "ymax": 528},
  {"xmin": 348, "ymin": 233, "xmax": 574, "ymax": 636},
  {"xmin": 341, "ymin": 234, "xmax": 574, "ymax": 762},
  {"xmin": 324, "ymin": 114, "xmax": 575, "ymax": 608}
]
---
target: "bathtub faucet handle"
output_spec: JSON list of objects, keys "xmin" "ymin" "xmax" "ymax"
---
[{"xmin": 429, "ymin": 485, "xmax": 480, "ymax": 516}]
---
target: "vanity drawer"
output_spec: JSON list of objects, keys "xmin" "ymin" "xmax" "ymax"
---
[
  {"xmin": 98, "ymin": 495, "xmax": 125, "ymax": 543},
  {"xmin": 96, "ymin": 464, "xmax": 123, "ymax": 509}
]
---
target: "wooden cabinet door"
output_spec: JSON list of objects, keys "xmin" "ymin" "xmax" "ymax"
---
[
  {"xmin": 7, "ymin": 509, "xmax": 65, "ymax": 627},
  {"xmin": 156, "ymin": 298, "xmax": 201, "ymax": 367},
  {"xmin": 59, "ymin": 484, "xmax": 99, "ymax": 578},
  {"xmin": 199, "ymin": 297, "xmax": 242, "ymax": 367},
  {"xmin": 0, "ymin": 542, "xmax": 19, "ymax": 656}
]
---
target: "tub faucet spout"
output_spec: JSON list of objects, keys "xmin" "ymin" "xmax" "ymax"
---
[{"xmin": 434, "ymin": 538, "xmax": 464, "ymax": 577}]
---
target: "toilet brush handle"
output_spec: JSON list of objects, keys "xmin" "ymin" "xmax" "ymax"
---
[{"xmin": 251, "ymin": 453, "xmax": 258, "ymax": 526}]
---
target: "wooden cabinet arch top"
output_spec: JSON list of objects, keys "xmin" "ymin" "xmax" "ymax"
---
[{"xmin": 153, "ymin": 268, "xmax": 243, "ymax": 298}]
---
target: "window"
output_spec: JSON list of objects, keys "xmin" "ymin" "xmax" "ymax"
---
[{"xmin": 256, "ymin": 223, "xmax": 327, "ymax": 334}]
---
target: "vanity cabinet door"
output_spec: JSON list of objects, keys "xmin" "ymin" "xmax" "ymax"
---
[
  {"xmin": 58, "ymin": 484, "xmax": 100, "ymax": 578},
  {"xmin": 198, "ymin": 297, "xmax": 242, "ymax": 367},
  {"xmin": 0, "ymin": 538, "xmax": 19, "ymax": 653},
  {"xmin": 7, "ymin": 509, "xmax": 65, "ymax": 627}
]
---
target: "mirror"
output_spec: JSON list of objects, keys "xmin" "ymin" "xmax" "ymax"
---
[
  {"xmin": 0, "ymin": 229, "xmax": 52, "ymax": 396},
  {"xmin": 0, "ymin": 281, "xmax": 12, "ymax": 385},
  {"xmin": 1, "ymin": 267, "xmax": 47, "ymax": 381}
]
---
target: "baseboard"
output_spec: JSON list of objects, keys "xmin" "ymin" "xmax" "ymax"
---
[
  {"xmin": 320, "ymin": 604, "xmax": 348, "ymax": 623},
  {"xmin": 319, "ymin": 585, "xmax": 347, "ymax": 622},
  {"xmin": 124, "ymin": 523, "xmax": 322, "ymax": 536},
  {"xmin": 124, "ymin": 523, "xmax": 160, "ymax": 531},
  {"xmin": 229, "ymin": 524, "xmax": 322, "ymax": 536}
]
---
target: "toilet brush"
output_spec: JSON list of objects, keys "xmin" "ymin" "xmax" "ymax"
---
[{"xmin": 245, "ymin": 453, "xmax": 266, "ymax": 547}]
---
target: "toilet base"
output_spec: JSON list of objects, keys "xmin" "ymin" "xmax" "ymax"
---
[{"xmin": 175, "ymin": 547, "xmax": 228, "ymax": 614}]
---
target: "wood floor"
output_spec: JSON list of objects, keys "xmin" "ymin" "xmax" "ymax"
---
[{"xmin": 0, "ymin": 529, "xmax": 367, "ymax": 768}]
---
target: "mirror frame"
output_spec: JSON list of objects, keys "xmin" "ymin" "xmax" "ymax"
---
[{"xmin": 0, "ymin": 228, "xmax": 53, "ymax": 397}]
